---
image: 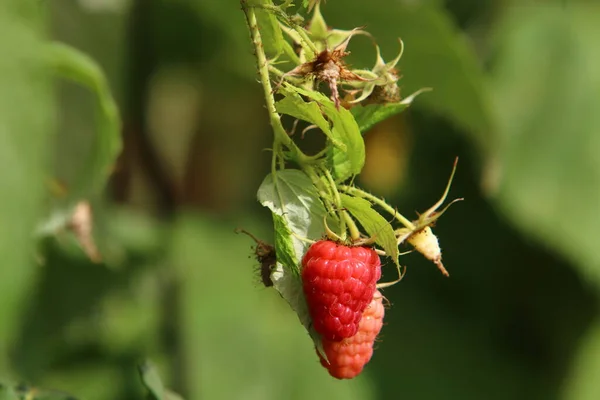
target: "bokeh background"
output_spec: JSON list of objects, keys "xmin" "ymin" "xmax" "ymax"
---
[{"xmin": 2, "ymin": 0, "xmax": 600, "ymax": 399}]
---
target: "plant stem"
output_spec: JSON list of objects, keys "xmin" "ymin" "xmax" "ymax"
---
[
  {"xmin": 339, "ymin": 185, "xmax": 415, "ymax": 230},
  {"xmin": 343, "ymin": 210, "xmax": 361, "ymax": 241},
  {"xmin": 242, "ymin": 2, "xmax": 297, "ymax": 156},
  {"xmin": 242, "ymin": 1, "xmax": 322, "ymax": 170},
  {"xmin": 321, "ymin": 167, "xmax": 346, "ymax": 240}
]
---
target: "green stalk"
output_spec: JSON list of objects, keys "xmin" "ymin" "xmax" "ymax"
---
[
  {"xmin": 321, "ymin": 167, "xmax": 346, "ymax": 240},
  {"xmin": 242, "ymin": 1, "xmax": 324, "ymax": 170},
  {"xmin": 242, "ymin": 2, "xmax": 298, "ymax": 157}
]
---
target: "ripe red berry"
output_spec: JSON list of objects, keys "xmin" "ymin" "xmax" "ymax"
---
[
  {"xmin": 302, "ymin": 240, "xmax": 381, "ymax": 341},
  {"xmin": 318, "ymin": 291, "xmax": 385, "ymax": 379}
]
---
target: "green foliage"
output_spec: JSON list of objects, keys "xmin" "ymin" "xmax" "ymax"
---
[
  {"xmin": 351, "ymin": 88, "xmax": 430, "ymax": 134},
  {"xmin": 489, "ymin": 3, "xmax": 600, "ymax": 290},
  {"xmin": 248, "ymin": 0, "xmax": 285, "ymax": 56},
  {"xmin": 288, "ymin": 86, "xmax": 365, "ymax": 181},
  {"xmin": 257, "ymin": 169, "xmax": 331, "ymax": 274},
  {"xmin": 44, "ymin": 42, "xmax": 122, "ymax": 200},
  {"xmin": 0, "ymin": 384, "xmax": 18, "ymax": 400},
  {"xmin": 275, "ymin": 88, "xmax": 343, "ymax": 150},
  {"xmin": 2, "ymin": 0, "xmax": 600, "ymax": 399},
  {"xmin": 0, "ymin": 0, "xmax": 54, "ymax": 375},
  {"xmin": 340, "ymin": 194, "xmax": 399, "ymax": 266},
  {"xmin": 272, "ymin": 213, "xmax": 299, "ymax": 274}
]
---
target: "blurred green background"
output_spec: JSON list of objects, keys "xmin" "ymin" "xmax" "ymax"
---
[{"xmin": 2, "ymin": 0, "xmax": 600, "ymax": 399}]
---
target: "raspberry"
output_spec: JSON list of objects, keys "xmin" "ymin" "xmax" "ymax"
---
[
  {"xmin": 302, "ymin": 240, "xmax": 381, "ymax": 341},
  {"xmin": 318, "ymin": 291, "xmax": 385, "ymax": 379}
]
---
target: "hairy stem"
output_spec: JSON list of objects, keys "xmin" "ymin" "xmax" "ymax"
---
[
  {"xmin": 242, "ymin": 1, "xmax": 321, "ymax": 170},
  {"xmin": 242, "ymin": 2, "xmax": 297, "ymax": 156},
  {"xmin": 321, "ymin": 167, "xmax": 346, "ymax": 240}
]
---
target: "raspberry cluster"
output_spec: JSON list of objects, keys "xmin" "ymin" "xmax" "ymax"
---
[{"xmin": 302, "ymin": 240, "xmax": 385, "ymax": 379}]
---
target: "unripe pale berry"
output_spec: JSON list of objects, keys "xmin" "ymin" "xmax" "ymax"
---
[{"xmin": 318, "ymin": 291, "xmax": 385, "ymax": 379}]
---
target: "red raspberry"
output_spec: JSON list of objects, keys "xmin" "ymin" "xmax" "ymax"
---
[
  {"xmin": 302, "ymin": 240, "xmax": 381, "ymax": 341},
  {"xmin": 318, "ymin": 291, "xmax": 385, "ymax": 379}
]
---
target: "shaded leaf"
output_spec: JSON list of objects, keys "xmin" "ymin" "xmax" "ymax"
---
[
  {"xmin": 272, "ymin": 213, "xmax": 298, "ymax": 275},
  {"xmin": 351, "ymin": 88, "xmax": 431, "ymax": 133},
  {"xmin": 340, "ymin": 193, "xmax": 399, "ymax": 265},
  {"xmin": 0, "ymin": 0, "xmax": 53, "ymax": 374},
  {"xmin": 288, "ymin": 85, "xmax": 365, "ymax": 181},
  {"xmin": 488, "ymin": 4, "xmax": 600, "ymax": 288},
  {"xmin": 44, "ymin": 41, "xmax": 122, "ymax": 199},
  {"xmin": 275, "ymin": 90, "xmax": 344, "ymax": 150}
]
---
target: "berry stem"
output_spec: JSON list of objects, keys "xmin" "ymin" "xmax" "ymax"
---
[
  {"xmin": 303, "ymin": 164, "xmax": 341, "ymax": 226},
  {"xmin": 321, "ymin": 167, "xmax": 347, "ymax": 240},
  {"xmin": 339, "ymin": 185, "xmax": 416, "ymax": 230},
  {"xmin": 343, "ymin": 210, "xmax": 361, "ymax": 242}
]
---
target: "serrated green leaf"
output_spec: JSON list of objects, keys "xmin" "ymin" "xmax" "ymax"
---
[
  {"xmin": 287, "ymin": 85, "xmax": 365, "ymax": 181},
  {"xmin": 44, "ymin": 41, "xmax": 122, "ymax": 200},
  {"xmin": 249, "ymin": 0, "xmax": 284, "ymax": 56},
  {"xmin": 351, "ymin": 88, "xmax": 431, "ymax": 133},
  {"xmin": 340, "ymin": 193, "xmax": 399, "ymax": 265},
  {"xmin": 272, "ymin": 213, "xmax": 299, "ymax": 275},
  {"xmin": 275, "ymin": 90, "xmax": 345, "ymax": 150}
]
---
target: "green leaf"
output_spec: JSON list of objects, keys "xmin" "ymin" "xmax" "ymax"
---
[
  {"xmin": 257, "ymin": 169, "xmax": 341, "ymax": 354},
  {"xmin": 272, "ymin": 213, "xmax": 299, "ymax": 275},
  {"xmin": 0, "ymin": 0, "xmax": 53, "ymax": 374},
  {"xmin": 257, "ymin": 169, "xmax": 332, "ymax": 271},
  {"xmin": 289, "ymin": 85, "xmax": 365, "ymax": 181},
  {"xmin": 44, "ymin": 41, "xmax": 122, "ymax": 200},
  {"xmin": 351, "ymin": 88, "xmax": 431, "ymax": 133},
  {"xmin": 340, "ymin": 193, "xmax": 399, "ymax": 265},
  {"xmin": 488, "ymin": 4, "xmax": 600, "ymax": 289},
  {"xmin": 249, "ymin": 0, "xmax": 284, "ymax": 56},
  {"xmin": 275, "ymin": 90, "xmax": 345, "ymax": 150}
]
